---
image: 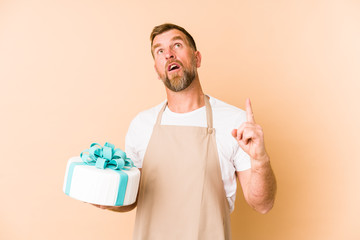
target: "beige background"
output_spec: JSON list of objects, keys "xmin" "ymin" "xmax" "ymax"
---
[{"xmin": 1, "ymin": 0, "xmax": 359, "ymax": 239}]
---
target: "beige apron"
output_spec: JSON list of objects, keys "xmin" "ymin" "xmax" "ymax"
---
[{"xmin": 133, "ymin": 95, "xmax": 231, "ymax": 240}]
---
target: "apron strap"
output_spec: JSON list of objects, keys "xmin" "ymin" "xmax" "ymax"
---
[
  {"xmin": 204, "ymin": 95, "xmax": 213, "ymax": 130},
  {"xmin": 155, "ymin": 102, "xmax": 168, "ymax": 125},
  {"xmin": 155, "ymin": 95, "xmax": 214, "ymax": 130}
]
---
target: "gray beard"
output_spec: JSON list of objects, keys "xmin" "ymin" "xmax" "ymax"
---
[{"xmin": 163, "ymin": 69, "xmax": 196, "ymax": 92}]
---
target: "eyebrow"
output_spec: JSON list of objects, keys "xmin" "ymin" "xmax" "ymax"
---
[
  {"xmin": 171, "ymin": 35, "xmax": 185, "ymax": 43},
  {"xmin": 152, "ymin": 35, "xmax": 186, "ymax": 52}
]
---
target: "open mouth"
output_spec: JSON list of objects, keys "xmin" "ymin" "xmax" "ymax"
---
[{"xmin": 167, "ymin": 62, "xmax": 181, "ymax": 72}]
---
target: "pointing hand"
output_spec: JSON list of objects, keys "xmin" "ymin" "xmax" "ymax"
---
[{"xmin": 231, "ymin": 98, "xmax": 269, "ymax": 162}]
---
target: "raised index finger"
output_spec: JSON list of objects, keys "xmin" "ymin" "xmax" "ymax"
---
[{"xmin": 246, "ymin": 98, "xmax": 255, "ymax": 123}]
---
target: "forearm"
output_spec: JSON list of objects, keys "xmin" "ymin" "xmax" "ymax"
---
[{"xmin": 247, "ymin": 156, "xmax": 277, "ymax": 214}]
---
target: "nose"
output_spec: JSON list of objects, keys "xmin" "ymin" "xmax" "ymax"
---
[{"xmin": 165, "ymin": 48, "xmax": 176, "ymax": 60}]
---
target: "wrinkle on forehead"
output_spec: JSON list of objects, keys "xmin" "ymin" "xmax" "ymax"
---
[{"xmin": 152, "ymin": 34, "xmax": 187, "ymax": 52}]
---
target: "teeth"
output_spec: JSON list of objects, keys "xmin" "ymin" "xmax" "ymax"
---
[{"xmin": 170, "ymin": 64, "xmax": 177, "ymax": 70}]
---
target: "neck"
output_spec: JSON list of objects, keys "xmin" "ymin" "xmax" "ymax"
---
[{"xmin": 165, "ymin": 77, "xmax": 205, "ymax": 113}]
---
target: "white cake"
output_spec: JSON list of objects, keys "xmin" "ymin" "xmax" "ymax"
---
[{"xmin": 63, "ymin": 156, "xmax": 140, "ymax": 206}]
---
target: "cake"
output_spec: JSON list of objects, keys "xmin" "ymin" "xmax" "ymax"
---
[{"xmin": 63, "ymin": 143, "xmax": 140, "ymax": 206}]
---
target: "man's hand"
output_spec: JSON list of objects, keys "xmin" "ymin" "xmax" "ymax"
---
[
  {"xmin": 231, "ymin": 98, "xmax": 269, "ymax": 163},
  {"xmin": 90, "ymin": 203, "xmax": 137, "ymax": 212},
  {"xmin": 232, "ymin": 98, "xmax": 276, "ymax": 214}
]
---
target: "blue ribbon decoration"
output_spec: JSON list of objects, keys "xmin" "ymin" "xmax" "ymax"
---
[
  {"xmin": 80, "ymin": 142, "xmax": 134, "ymax": 170},
  {"xmin": 65, "ymin": 142, "xmax": 134, "ymax": 206}
]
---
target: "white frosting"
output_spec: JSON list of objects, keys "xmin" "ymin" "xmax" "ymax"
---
[{"xmin": 63, "ymin": 156, "xmax": 140, "ymax": 206}]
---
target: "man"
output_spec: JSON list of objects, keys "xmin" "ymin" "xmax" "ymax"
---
[{"xmin": 96, "ymin": 23, "xmax": 277, "ymax": 240}]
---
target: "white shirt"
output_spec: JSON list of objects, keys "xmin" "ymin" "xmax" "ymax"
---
[{"xmin": 125, "ymin": 96, "xmax": 251, "ymax": 212}]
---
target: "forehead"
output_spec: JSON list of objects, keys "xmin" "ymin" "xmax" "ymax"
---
[{"xmin": 152, "ymin": 29, "xmax": 188, "ymax": 48}]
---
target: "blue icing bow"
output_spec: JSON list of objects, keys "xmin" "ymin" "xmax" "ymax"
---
[
  {"xmin": 64, "ymin": 142, "xmax": 134, "ymax": 206},
  {"xmin": 80, "ymin": 142, "xmax": 134, "ymax": 170}
]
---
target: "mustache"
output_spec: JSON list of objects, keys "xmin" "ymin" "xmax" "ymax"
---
[{"xmin": 165, "ymin": 60, "xmax": 183, "ymax": 69}]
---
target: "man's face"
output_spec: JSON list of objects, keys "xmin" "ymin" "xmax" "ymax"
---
[{"xmin": 152, "ymin": 29, "xmax": 201, "ymax": 92}]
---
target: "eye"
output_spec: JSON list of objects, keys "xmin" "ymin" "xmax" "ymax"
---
[
  {"xmin": 157, "ymin": 49, "xmax": 164, "ymax": 55},
  {"xmin": 174, "ymin": 43, "xmax": 181, "ymax": 48}
]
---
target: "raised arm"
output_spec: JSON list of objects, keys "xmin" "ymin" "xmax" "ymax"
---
[{"xmin": 231, "ymin": 99, "xmax": 276, "ymax": 214}]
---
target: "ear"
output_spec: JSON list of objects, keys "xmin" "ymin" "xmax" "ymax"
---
[{"xmin": 195, "ymin": 51, "xmax": 202, "ymax": 68}]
